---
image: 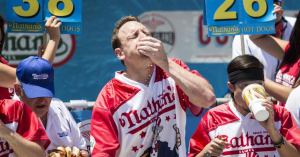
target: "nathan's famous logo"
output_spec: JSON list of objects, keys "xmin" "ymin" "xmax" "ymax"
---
[
  {"xmin": 1, "ymin": 31, "xmax": 75, "ymax": 67},
  {"xmin": 216, "ymin": 132, "xmax": 272, "ymax": 149},
  {"xmin": 139, "ymin": 13, "xmax": 175, "ymax": 54},
  {"xmin": 118, "ymin": 86, "xmax": 176, "ymax": 134}
]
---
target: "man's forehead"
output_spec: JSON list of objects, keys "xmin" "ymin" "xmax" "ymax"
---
[{"xmin": 119, "ymin": 21, "xmax": 147, "ymax": 35}]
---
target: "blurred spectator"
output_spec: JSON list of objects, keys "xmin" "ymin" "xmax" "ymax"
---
[
  {"xmin": 232, "ymin": 0, "xmax": 296, "ymax": 81},
  {"xmin": 250, "ymin": 11, "xmax": 300, "ymax": 104},
  {"xmin": 14, "ymin": 56, "xmax": 88, "ymax": 157}
]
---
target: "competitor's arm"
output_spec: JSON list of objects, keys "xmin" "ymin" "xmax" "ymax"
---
[
  {"xmin": 249, "ymin": 4, "xmax": 288, "ymax": 60},
  {"xmin": 41, "ymin": 16, "xmax": 61, "ymax": 63},
  {"xmin": 137, "ymin": 36, "xmax": 216, "ymax": 108},
  {"xmin": 264, "ymin": 78, "xmax": 293, "ymax": 103},
  {"xmin": 0, "ymin": 120, "xmax": 46, "ymax": 157},
  {"xmin": 166, "ymin": 60, "xmax": 216, "ymax": 108},
  {"xmin": 249, "ymin": 35, "xmax": 288, "ymax": 60},
  {"xmin": 189, "ymin": 115, "xmax": 212, "ymax": 157},
  {"xmin": 196, "ymin": 138, "xmax": 228, "ymax": 157},
  {"xmin": 259, "ymin": 103, "xmax": 300, "ymax": 157},
  {"xmin": 267, "ymin": 129, "xmax": 300, "ymax": 157}
]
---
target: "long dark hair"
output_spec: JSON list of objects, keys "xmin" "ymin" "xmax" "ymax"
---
[
  {"xmin": 227, "ymin": 55, "xmax": 264, "ymax": 79},
  {"xmin": 281, "ymin": 11, "xmax": 300, "ymax": 65},
  {"xmin": 280, "ymin": 11, "xmax": 300, "ymax": 87}
]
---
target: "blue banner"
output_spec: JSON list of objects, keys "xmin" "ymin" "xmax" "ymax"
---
[
  {"xmin": 44, "ymin": 0, "xmax": 82, "ymax": 34},
  {"xmin": 6, "ymin": 0, "xmax": 44, "ymax": 32},
  {"xmin": 205, "ymin": 0, "xmax": 276, "ymax": 36},
  {"xmin": 5, "ymin": 0, "xmax": 82, "ymax": 34}
]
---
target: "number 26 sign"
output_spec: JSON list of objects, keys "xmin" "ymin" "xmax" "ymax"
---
[
  {"xmin": 204, "ymin": 0, "xmax": 276, "ymax": 36},
  {"xmin": 5, "ymin": 0, "xmax": 82, "ymax": 34}
]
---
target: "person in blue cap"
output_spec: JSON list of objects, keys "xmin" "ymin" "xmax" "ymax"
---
[
  {"xmin": 0, "ymin": 16, "xmax": 61, "ymax": 99},
  {"xmin": 14, "ymin": 56, "xmax": 88, "ymax": 157}
]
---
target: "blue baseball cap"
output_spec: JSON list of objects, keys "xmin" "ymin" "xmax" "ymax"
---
[{"xmin": 16, "ymin": 56, "xmax": 54, "ymax": 98}]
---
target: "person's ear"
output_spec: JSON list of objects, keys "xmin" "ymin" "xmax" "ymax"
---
[
  {"xmin": 114, "ymin": 48, "xmax": 125, "ymax": 61},
  {"xmin": 227, "ymin": 82, "xmax": 235, "ymax": 93}
]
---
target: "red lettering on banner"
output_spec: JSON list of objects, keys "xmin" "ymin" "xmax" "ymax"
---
[
  {"xmin": 198, "ymin": 15, "xmax": 210, "ymax": 45},
  {"xmin": 118, "ymin": 86, "xmax": 175, "ymax": 130},
  {"xmin": 216, "ymin": 36, "xmax": 228, "ymax": 45}
]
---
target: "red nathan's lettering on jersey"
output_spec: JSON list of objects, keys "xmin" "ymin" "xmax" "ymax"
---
[
  {"xmin": 218, "ymin": 132, "xmax": 272, "ymax": 149},
  {"xmin": 119, "ymin": 86, "xmax": 175, "ymax": 130}
]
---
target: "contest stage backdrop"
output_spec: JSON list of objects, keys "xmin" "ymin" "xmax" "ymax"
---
[
  {"xmin": 1, "ymin": 0, "xmax": 299, "ymax": 152},
  {"xmin": 1, "ymin": 0, "xmax": 299, "ymax": 101}
]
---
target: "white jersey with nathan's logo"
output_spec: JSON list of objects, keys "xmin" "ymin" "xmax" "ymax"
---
[
  {"xmin": 91, "ymin": 59, "xmax": 203, "ymax": 157},
  {"xmin": 189, "ymin": 100, "xmax": 300, "ymax": 157}
]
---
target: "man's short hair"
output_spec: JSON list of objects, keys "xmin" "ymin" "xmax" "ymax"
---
[{"xmin": 111, "ymin": 16, "xmax": 139, "ymax": 50}]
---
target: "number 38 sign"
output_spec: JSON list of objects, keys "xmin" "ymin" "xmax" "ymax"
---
[
  {"xmin": 5, "ymin": 0, "xmax": 82, "ymax": 34},
  {"xmin": 204, "ymin": 0, "xmax": 275, "ymax": 36}
]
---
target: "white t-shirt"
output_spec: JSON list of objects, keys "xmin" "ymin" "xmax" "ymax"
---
[
  {"xmin": 46, "ymin": 98, "xmax": 87, "ymax": 151},
  {"xmin": 232, "ymin": 17, "xmax": 296, "ymax": 80},
  {"xmin": 285, "ymin": 86, "xmax": 300, "ymax": 127}
]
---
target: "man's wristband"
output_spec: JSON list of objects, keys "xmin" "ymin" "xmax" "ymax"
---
[{"xmin": 272, "ymin": 135, "xmax": 285, "ymax": 148}]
